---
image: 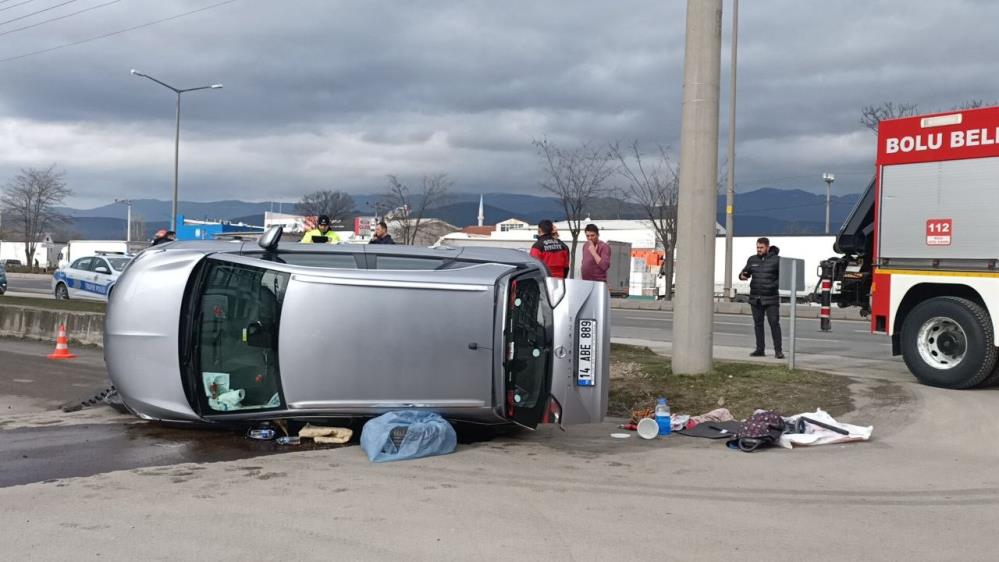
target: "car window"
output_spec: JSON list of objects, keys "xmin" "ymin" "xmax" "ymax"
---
[
  {"xmin": 107, "ymin": 257, "xmax": 131, "ymax": 271},
  {"xmin": 194, "ymin": 260, "xmax": 290, "ymax": 414},
  {"xmin": 504, "ymin": 277, "xmax": 552, "ymax": 411},
  {"xmin": 372, "ymin": 256, "xmax": 446, "ymax": 270},
  {"xmin": 93, "ymin": 258, "xmax": 111, "ymax": 272},
  {"xmin": 70, "ymin": 257, "xmax": 91, "ymax": 270},
  {"xmin": 273, "ymin": 252, "xmax": 360, "ymax": 269}
]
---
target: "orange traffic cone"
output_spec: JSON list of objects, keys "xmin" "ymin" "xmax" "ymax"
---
[{"xmin": 47, "ymin": 324, "xmax": 77, "ymax": 360}]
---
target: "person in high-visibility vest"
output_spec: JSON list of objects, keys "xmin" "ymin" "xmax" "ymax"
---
[{"xmin": 300, "ymin": 215, "xmax": 341, "ymax": 244}]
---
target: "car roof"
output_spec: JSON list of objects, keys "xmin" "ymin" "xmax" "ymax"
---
[{"xmin": 160, "ymin": 239, "xmax": 538, "ymax": 266}]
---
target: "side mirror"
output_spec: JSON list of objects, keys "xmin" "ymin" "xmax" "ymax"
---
[
  {"xmin": 258, "ymin": 225, "xmax": 283, "ymax": 251},
  {"xmin": 95, "ymin": 266, "xmax": 111, "ymax": 275}
]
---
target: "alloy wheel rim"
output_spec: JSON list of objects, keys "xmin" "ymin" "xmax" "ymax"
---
[{"xmin": 916, "ymin": 316, "xmax": 967, "ymax": 370}]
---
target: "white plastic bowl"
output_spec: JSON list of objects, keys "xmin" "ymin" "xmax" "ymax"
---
[{"xmin": 636, "ymin": 417, "xmax": 660, "ymax": 440}]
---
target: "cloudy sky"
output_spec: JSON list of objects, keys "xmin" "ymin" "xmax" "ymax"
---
[{"xmin": 1, "ymin": 0, "xmax": 997, "ymax": 208}]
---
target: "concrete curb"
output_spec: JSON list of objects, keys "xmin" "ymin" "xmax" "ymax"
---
[
  {"xmin": 0, "ymin": 305, "xmax": 104, "ymax": 347},
  {"xmin": 5, "ymin": 273, "xmax": 52, "ymax": 280},
  {"xmin": 611, "ymin": 298, "xmax": 866, "ymax": 321},
  {"xmin": 611, "ymin": 336, "xmax": 910, "ymax": 383}
]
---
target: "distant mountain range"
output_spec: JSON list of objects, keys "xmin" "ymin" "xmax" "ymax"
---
[{"xmin": 36, "ymin": 188, "xmax": 863, "ymax": 240}]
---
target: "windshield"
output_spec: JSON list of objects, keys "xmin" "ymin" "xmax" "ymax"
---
[
  {"xmin": 189, "ymin": 260, "xmax": 289, "ymax": 414},
  {"xmin": 107, "ymin": 257, "xmax": 131, "ymax": 271}
]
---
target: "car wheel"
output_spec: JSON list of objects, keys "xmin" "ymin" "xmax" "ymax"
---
[
  {"xmin": 900, "ymin": 296, "xmax": 997, "ymax": 389},
  {"xmin": 55, "ymin": 283, "xmax": 69, "ymax": 300}
]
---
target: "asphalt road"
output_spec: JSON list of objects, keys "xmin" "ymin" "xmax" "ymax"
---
[
  {"xmin": 1, "ymin": 326, "xmax": 996, "ymax": 559},
  {"xmin": 612, "ymin": 308, "xmax": 893, "ymax": 361},
  {"xmin": 4, "ymin": 275, "xmax": 51, "ymax": 296}
]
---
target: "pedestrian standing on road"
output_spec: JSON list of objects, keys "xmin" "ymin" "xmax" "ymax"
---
[
  {"xmin": 739, "ymin": 237, "xmax": 784, "ymax": 359},
  {"xmin": 530, "ymin": 219, "xmax": 570, "ymax": 278},
  {"xmin": 580, "ymin": 224, "xmax": 611, "ymax": 282},
  {"xmin": 300, "ymin": 215, "xmax": 341, "ymax": 244},
  {"xmin": 369, "ymin": 221, "xmax": 395, "ymax": 244}
]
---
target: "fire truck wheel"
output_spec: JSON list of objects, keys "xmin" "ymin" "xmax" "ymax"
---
[
  {"xmin": 900, "ymin": 296, "xmax": 997, "ymax": 389},
  {"xmin": 978, "ymin": 360, "xmax": 999, "ymax": 388}
]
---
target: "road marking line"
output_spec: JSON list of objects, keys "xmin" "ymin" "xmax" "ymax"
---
[{"xmin": 12, "ymin": 379, "xmax": 33, "ymax": 383}]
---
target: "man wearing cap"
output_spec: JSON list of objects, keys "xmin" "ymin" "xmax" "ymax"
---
[{"xmin": 300, "ymin": 215, "xmax": 341, "ymax": 244}]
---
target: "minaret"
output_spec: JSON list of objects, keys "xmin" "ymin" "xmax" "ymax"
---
[{"xmin": 477, "ymin": 194, "xmax": 485, "ymax": 227}]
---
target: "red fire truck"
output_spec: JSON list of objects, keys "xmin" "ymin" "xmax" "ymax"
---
[{"xmin": 823, "ymin": 106, "xmax": 999, "ymax": 389}]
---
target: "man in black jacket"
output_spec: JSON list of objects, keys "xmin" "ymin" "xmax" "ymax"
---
[
  {"xmin": 369, "ymin": 221, "xmax": 395, "ymax": 244},
  {"xmin": 739, "ymin": 237, "xmax": 784, "ymax": 359}
]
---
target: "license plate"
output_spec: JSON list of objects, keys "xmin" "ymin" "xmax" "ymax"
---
[{"xmin": 577, "ymin": 319, "xmax": 596, "ymax": 386}]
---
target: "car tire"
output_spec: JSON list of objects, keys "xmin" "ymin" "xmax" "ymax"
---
[
  {"xmin": 900, "ymin": 296, "xmax": 997, "ymax": 389},
  {"xmin": 55, "ymin": 283, "xmax": 69, "ymax": 300}
]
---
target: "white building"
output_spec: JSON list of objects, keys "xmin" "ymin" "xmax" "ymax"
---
[{"xmin": 0, "ymin": 240, "xmax": 57, "ymax": 268}]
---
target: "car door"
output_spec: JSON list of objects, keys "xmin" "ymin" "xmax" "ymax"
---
[
  {"xmin": 65, "ymin": 257, "xmax": 94, "ymax": 298},
  {"xmin": 75, "ymin": 257, "xmax": 104, "ymax": 300},
  {"xmin": 278, "ymin": 264, "xmax": 502, "ymax": 415},
  {"xmin": 90, "ymin": 257, "xmax": 115, "ymax": 298},
  {"xmin": 548, "ymin": 278, "xmax": 610, "ymax": 425}
]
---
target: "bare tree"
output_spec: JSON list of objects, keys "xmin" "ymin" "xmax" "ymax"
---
[
  {"xmin": 296, "ymin": 189, "xmax": 357, "ymax": 227},
  {"xmin": 611, "ymin": 141, "xmax": 679, "ymax": 299},
  {"xmin": 378, "ymin": 173, "xmax": 453, "ymax": 245},
  {"xmin": 1, "ymin": 165, "xmax": 72, "ymax": 268},
  {"xmin": 950, "ymin": 99, "xmax": 999, "ymax": 111},
  {"xmin": 534, "ymin": 138, "xmax": 614, "ymax": 277},
  {"xmin": 860, "ymin": 101, "xmax": 920, "ymax": 134},
  {"xmin": 861, "ymin": 100, "xmax": 999, "ymax": 135}
]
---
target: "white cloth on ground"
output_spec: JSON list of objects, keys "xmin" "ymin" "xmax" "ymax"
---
[{"xmin": 778, "ymin": 408, "xmax": 873, "ymax": 449}]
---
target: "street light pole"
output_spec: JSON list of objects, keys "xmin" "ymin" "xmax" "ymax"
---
[
  {"xmin": 174, "ymin": 92, "xmax": 181, "ymax": 234},
  {"xmin": 823, "ymin": 172, "xmax": 835, "ymax": 234},
  {"xmin": 115, "ymin": 198, "xmax": 132, "ymax": 242},
  {"xmin": 131, "ymin": 69, "xmax": 222, "ymax": 233},
  {"xmin": 723, "ymin": 0, "xmax": 738, "ymax": 301}
]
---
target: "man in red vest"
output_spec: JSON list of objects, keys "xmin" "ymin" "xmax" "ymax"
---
[{"xmin": 530, "ymin": 219, "xmax": 570, "ymax": 279}]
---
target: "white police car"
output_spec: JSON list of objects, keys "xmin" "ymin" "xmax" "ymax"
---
[{"xmin": 52, "ymin": 252, "xmax": 133, "ymax": 300}]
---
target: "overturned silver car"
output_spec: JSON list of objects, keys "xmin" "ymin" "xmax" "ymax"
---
[{"xmin": 104, "ymin": 227, "xmax": 609, "ymax": 429}]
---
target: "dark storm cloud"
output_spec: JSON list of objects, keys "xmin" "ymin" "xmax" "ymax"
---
[{"xmin": 1, "ymin": 0, "xmax": 998, "ymax": 206}]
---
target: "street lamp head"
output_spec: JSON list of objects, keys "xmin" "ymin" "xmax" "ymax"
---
[
  {"xmin": 822, "ymin": 172, "xmax": 835, "ymax": 183},
  {"xmin": 210, "ymin": 84, "xmax": 223, "ymax": 89}
]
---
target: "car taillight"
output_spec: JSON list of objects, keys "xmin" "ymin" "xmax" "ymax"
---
[{"xmin": 542, "ymin": 395, "xmax": 563, "ymax": 429}]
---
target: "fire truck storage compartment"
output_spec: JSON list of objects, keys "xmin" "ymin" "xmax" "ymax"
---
[{"xmin": 879, "ymin": 156, "xmax": 999, "ymax": 262}]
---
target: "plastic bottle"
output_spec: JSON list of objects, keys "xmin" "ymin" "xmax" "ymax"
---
[{"xmin": 655, "ymin": 397, "xmax": 671, "ymax": 436}]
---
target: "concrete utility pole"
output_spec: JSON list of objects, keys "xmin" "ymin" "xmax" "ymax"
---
[
  {"xmin": 673, "ymin": 0, "xmax": 723, "ymax": 374},
  {"xmin": 823, "ymin": 172, "xmax": 835, "ymax": 234},
  {"xmin": 723, "ymin": 0, "xmax": 738, "ymax": 301}
]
